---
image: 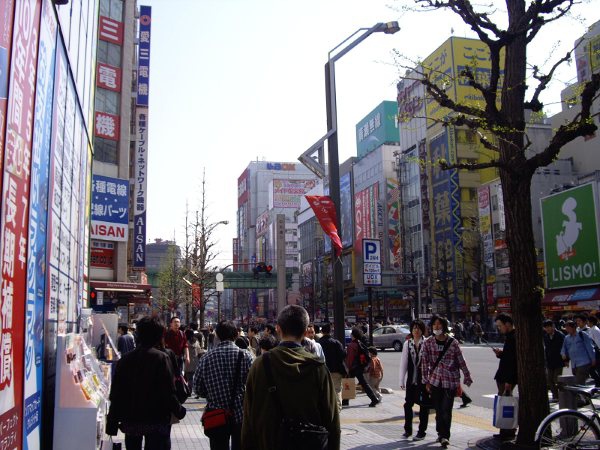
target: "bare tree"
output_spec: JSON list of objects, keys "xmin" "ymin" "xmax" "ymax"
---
[
  {"xmin": 157, "ymin": 244, "xmax": 184, "ymax": 315},
  {"xmin": 398, "ymin": 0, "xmax": 600, "ymax": 444}
]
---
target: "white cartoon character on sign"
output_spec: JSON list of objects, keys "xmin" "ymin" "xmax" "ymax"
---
[{"xmin": 556, "ymin": 197, "xmax": 582, "ymax": 260}]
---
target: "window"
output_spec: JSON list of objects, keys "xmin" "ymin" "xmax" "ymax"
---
[
  {"xmin": 97, "ymin": 40, "xmax": 121, "ymax": 67},
  {"xmin": 95, "ymin": 88, "xmax": 120, "ymax": 115},
  {"xmin": 100, "ymin": 0, "xmax": 123, "ymax": 21},
  {"xmin": 94, "ymin": 137, "xmax": 118, "ymax": 164}
]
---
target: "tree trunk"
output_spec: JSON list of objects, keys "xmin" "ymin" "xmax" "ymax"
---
[{"xmin": 501, "ymin": 171, "xmax": 549, "ymax": 445}]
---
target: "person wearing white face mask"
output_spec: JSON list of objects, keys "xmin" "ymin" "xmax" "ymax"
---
[{"xmin": 421, "ymin": 316, "xmax": 473, "ymax": 449}]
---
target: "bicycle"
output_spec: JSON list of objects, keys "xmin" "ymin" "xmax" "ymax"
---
[{"xmin": 535, "ymin": 385, "xmax": 600, "ymax": 449}]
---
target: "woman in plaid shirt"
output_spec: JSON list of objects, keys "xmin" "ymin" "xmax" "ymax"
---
[{"xmin": 421, "ymin": 316, "xmax": 473, "ymax": 448}]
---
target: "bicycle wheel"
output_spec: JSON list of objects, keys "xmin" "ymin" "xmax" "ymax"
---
[{"xmin": 538, "ymin": 410, "xmax": 600, "ymax": 449}]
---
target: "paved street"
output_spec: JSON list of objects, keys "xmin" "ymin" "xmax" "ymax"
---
[{"xmin": 111, "ymin": 344, "xmax": 507, "ymax": 449}]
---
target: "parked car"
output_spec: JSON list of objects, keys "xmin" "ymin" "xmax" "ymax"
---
[{"xmin": 372, "ymin": 325, "xmax": 410, "ymax": 351}]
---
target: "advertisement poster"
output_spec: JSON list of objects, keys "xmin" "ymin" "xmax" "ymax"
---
[
  {"xmin": 272, "ymin": 179, "xmax": 316, "ymax": 208},
  {"xmin": 386, "ymin": 178, "xmax": 401, "ymax": 269},
  {"xmin": 354, "ymin": 183, "xmax": 378, "ymax": 254},
  {"xmin": 541, "ymin": 183, "xmax": 600, "ymax": 289},
  {"xmin": 133, "ymin": 109, "xmax": 148, "ymax": 268},
  {"xmin": 0, "ymin": 0, "xmax": 16, "ymax": 175},
  {"xmin": 0, "ymin": 1, "xmax": 42, "ymax": 447},
  {"xmin": 23, "ymin": 0, "xmax": 56, "ymax": 447},
  {"xmin": 339, "ymin": 172, "xmax": 353, "ymax": 248},
  {"xmin": 91, "ymin": 174, "xmax": 129, "ymax": 242}
]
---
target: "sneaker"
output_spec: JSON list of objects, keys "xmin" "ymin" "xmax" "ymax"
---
[
  {"xmin": 440, "ymin": 438, "xmax": 450, "ymax": 448},
  {"xmin": 460, "ymin": 398, "xmax": 472, "ymax": 408},
  {"xmin": 402, "ymin": 432, "xmax": 411, "ymax": 438},
  {"xmin": 368, "ymin": 400, "xmax": 379, "ymax": 407},
  {"xmin": 413, "ymin": 433, "xmax": 426, "ymax": 441}
]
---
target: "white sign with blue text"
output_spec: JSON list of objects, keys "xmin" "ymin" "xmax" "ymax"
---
[{"xmin": 363, "ymin": 239, "xmax": 382, "ymax": 286}]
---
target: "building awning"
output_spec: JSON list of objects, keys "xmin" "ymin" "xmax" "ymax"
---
[
  {"xmin": 542, "ymin": 287, "xmax": 600, "ymax": 305},
  {"xmin": 90, "ymin": 281, "xmax": 152, "ymax": 293}
]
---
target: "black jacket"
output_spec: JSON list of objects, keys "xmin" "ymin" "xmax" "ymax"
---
[
  {"xmin": 494, "ymin": 330, "xmax": 518, "ymax": 385},
  {"xmin": 543, "ymin": 330, "xmax": 565, "ymax": 369},
  {"xmin": 106, "ymin": 346, "xmax": 185, "ymax": 434},
  {"xmin": 319, "ymin": 334, "xmax": 346, "ymax": 374}
]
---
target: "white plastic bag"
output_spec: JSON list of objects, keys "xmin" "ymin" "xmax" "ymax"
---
[{"xmin": 493, "ymin": 394, "xmax": 518, "ymax": 429}]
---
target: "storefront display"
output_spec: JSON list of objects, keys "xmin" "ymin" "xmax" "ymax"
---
[{"xmin": 53, "ymin": 334, "xmax": 112, "ymax": 449}]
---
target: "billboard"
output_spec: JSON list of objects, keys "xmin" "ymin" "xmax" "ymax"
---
[
  {"xmin": 478, "ymin": 185, "xmax": 494, "ymax": 269},
  {"xmin": 91, "ymin": 175, "xmax": 129, "ymax": 242},
  {"xmin": 0, "ymin": 0, "xmax": 16, "ymax": 176},
  {"xmin": 272, "ymin": 179, "xmax": 316, "ymax": 208},
  {"xmin": 387, "ymin": 178, "xmax": 401, "ymax": 269},
  {"xmin": 133, "ymin": 109, "xmax": 148, "ymax": 267},
  {"xmin": 0, "ymin": 1, "xmax": 41, "ymax": 446},
  {"xmin": 355, "ymin": 101, "xmax": 399, "ymax": 158},
  {"xmin": 340, "ymin": 172, "xmax": 353, "ymax": 248},
  {"xmin": 96, "ymin": 62, "xmax": 121, "ymax": 92},
  {"xmin": 541, "ymin": 183, "xmax": 600, "ymax": 289},
  {"xmin": 354, "ymin": 183, "xmax": 379, "ymax": 254},
  {"xmin": 136, "ymin": 6, "xmax": 151, "ymax": 107}
]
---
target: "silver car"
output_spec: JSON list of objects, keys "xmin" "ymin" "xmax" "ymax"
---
[{"xmin": 372, "ymin": 325, "xmax": 410, "ymax": 352}]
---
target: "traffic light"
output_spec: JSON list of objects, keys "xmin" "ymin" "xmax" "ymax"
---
[
  {"xmin": 264, "ymin": 264, "xmax": 273, "ymax": 277},
  {"xmin": 252, "ymin": 262, "xmax": 273, "ymax": 279},
  {"xmin": 90, "ymin": 287, "xmax": 97, "ymax": 304}
]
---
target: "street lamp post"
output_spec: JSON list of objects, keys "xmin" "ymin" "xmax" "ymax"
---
[{"xmin": 325, "ymin": 21, "xmax": 399, "ymax": 344}]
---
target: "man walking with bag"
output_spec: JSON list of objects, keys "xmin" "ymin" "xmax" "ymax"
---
[
  {"xmin": 242, "ymin": 305, "xmax": 340, "ymax": 450},
  {"xmin": 194, "ymin": 321, "xmax": 254, "ymax": 450},
  {"xmin": 492, "ymin": 313, "xmax": 518, "ymax": 442},
  {"xmin": 318, "ymin": 323, "xmax": 346, "ymax": 412}
]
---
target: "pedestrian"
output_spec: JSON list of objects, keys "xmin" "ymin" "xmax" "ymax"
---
[
  {"xmin": 247, "ymin": 326, "xmax": 260, "ymax": 355},
  {"xmin": 194, "ymin": 320, "xmax": 254, "ymax": 450},
  {"xmin": 318, "ymin": 323, "xmax": 347, "ymax": 412},
  {"xmin": 241, "ymin": 305, "xmax": 340, "ymax": 449},
  {"xmin": 399, "ymin": 319, "xmax": 429, "ymax": 441},
  {"xmin": 472, "ymin": 320, "xmax": 483, "ymax": 344},
  {"xmin": 164, "ymin": 317, "xmax": 189, "ymax": 374},
  {"xmin": 207, "ymin": 326, "xmax": 216, "ymax": 350},
  {"xmin": 304, "ymin": 323, "xmax": 325, "ymax": 361},
  {"xmin": 561, "ymin": 320, "xmax": 596, "ymax": 385},
  {"xmin": 106, "ymin": 316, "xmax": 186, "ymax": 449},
  {"xmin": 543, "ymin": 319, "xmax": 565, "ymax": 402},
  {"xmin": 587, "ymin": 316, "xmax": 600, "ymax": 386},
  {"xmin": 345, "ymin": 327, "xmax": 380, "ymax": 407},
  {"xmin": 421, "ymin": 316, "xmax": 473, "ymax": 448},
  {"xmin": 258, "ymin": 334, "xmax": 277, "ymax": 353},
  {"xmin": 117, "ymin": 324, "xmax": 135, "ymax": 356},
  {"xmin": 184, "ymin": 328, "xmax": 203, "ymax": 385},
  {"xmin": 366, "ymin": 347, "xmax": 383, "ymax": 399},
  {"xmin": 492, "ymin": 313, "xmax": 518, "ymax": 442}
]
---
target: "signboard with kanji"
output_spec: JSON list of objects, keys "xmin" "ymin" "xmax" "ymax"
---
[
  {"xmin": 91, "ymin": 175, "xmax": 129, "ymax": 242},
  {"xmin": 94, "ymin": 111, "xmax": 120, "ymax": 141}
]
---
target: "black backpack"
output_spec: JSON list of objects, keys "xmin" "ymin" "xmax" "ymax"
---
[{"xmin": 356, "ymin": 340, "xmax": 372, "ymax": 368}]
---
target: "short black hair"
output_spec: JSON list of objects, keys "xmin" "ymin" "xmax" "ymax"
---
[
  {"xmin": 136, "ymin": 316, "xmax": 165, "ymax": 347},
  {"xmin": 265, "ymin": 324, "xmax": 276, "ymax": 334},
  {"xmin": 431, "ymin": 316, "xmax": 449, "ymax": 334},
  {"xmin": 170, "ymin": 316, "xmax": 180, "ymax": 324},
  {"xmin": 589, "ymin": 316, "xmax": 599, "ymax": 325},
  {"xmin": 565, "ymin": 320, "xmax": 576, "ymax": 329},
  {"xmin": 351, "ymin": 327, "xmax": 364, "ymax": 340},
  {"xmin": 321, "ymin": 323, "xmax": 331, "ymax": 334},
  {"xmin": 409, "ymin": 319, "xmax": 426, "ymax": 335},
  {"xmin": 543, "ymin": 319, "xmax": 555, "ymax": 327},
  {"xmin": 368, "ymin": 346, "xmax": 378, "ymax": 356},
  {"xmin": 259, "ymin": 334, "xmax": 277, "ymax": 351},
  {"xmin": 277, "ymin": 305, "xmax": 309, "ymax": 339},
  {"xmin": 235, "ymin": 336, "xmax": 249, "ymax": 349},
  {"xmin": 495, "ymin": 313, "xmax": 514, "ymax": 325},
  {"xmin": 118, "ymin": 324, "xmax": 129, "ymax": 334},
  {"xmin": 216, "ymin": 320, "xmax": 238, "ymax": 341},
  {"xmin": 574, "ymin": 313, "xmax": 588, "ymax": 322},
  {"xmin": 250, "ymin": 326, "xmax": 259, "ymax": 334}
]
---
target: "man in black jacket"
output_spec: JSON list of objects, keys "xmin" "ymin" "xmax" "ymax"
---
[
  {"xmin": 107, "ymin": 316, "xmax": 186, "ymax": 449},
  {"xmin": 318, "ymin": 323, "xmax": 346, "ymax": 412},
  {"xmin": 492, "ymin": 313, "xmax": 517, "ymax": 442},
  {"xmin": 543, "ymin": 320, "xmax": 565, "ymax": 401}
]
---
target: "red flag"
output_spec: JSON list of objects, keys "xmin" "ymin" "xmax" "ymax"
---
[{"xmin": 306, "ymin": 195, "xmax": 343, "ymax": 257}]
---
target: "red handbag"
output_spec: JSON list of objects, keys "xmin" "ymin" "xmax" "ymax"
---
[{"xmin": 202, "ymin": 408, "xmax": 230, "ymax": 430}]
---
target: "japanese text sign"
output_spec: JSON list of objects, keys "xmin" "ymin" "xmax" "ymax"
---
[
  {"xmin": 91, "ymin": 175, "xmax": 129, "ymax": 242},
  {"xmin": 136, "ymin": 6, "xmax": 151, "ymax": 106}
]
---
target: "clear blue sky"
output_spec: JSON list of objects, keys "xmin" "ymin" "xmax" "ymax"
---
[{"xmin": 143, "ymin": 0, "xmax": 597, "ymax": 266}]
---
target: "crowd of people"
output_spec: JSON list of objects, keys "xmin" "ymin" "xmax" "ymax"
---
[{"xmin": 104, "ymin": 307, "xmax": 600, "ymax": 450}]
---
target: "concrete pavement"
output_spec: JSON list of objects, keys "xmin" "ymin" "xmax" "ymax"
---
[{"xmin": 111, "ymin": 388, "xmax": 499, "ymax": 449}]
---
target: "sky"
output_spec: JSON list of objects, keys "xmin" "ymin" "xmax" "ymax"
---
[{"xmin": 143, "ymin": 0, "xmax": 598, "ymax": 267}]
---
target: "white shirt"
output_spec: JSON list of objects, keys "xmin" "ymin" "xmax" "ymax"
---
[{"xmin": 587, "ymin": 325, "xmax": 600, "ymax": 349}]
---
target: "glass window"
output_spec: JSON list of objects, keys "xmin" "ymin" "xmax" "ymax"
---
[
  {"xmin": 100, "ymin": 0, "xmax": 123, "ymax": 21},
  {"xmin": 372, "ymin": 328, "xmax": 384, "ymax": 336},
  {"xmin": 97, "ymin": 40, "xmax": 121, "ymax": 67},
  {"xmin": 95, "ymin": 88, "xmax": 120, "ymax": 115},
  {"xmin": 94, "ymin": 137, "xmax": 118, "ymax": 164}
]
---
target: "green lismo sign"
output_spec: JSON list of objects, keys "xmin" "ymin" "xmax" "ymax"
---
[{"xmin": 541, "ymin": 183, "xmax": 600, "ymax": 289}]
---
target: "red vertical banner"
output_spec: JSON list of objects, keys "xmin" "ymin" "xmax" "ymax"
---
[
  {"xmin": 0, "ymin": 1, "xmax": 41, "ymax": 447},
  {"xmin": 0, "ymin": 1, "xmax": 16, "ymax": 177},
  {"xmin": 305, "ymin": 195, "xmax": 342, "ymax": 256}
]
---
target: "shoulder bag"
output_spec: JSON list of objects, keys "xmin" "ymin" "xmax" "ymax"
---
[
  {"xmin": 263, "ymin": 352, "xmax": 329, "ymax": 450},
  {"xmin": 417, "ymin": 337, "xmax": 454, "ymax": 408},
  {"xmin": 201, "ymin": 351, "xmax": 243, "ymax": 438}
]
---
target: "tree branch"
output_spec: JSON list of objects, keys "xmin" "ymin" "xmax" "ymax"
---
[
  {"xmin": 527, "ymin": 73, "xmax": 600, "ymax": 170},
  {"xmin": 439, "ymin": 159, "xmax": 503, "ymax": 171},
  {"xmin": 525, "ymin": 51, "xmax": 573, "ymax": 112}
]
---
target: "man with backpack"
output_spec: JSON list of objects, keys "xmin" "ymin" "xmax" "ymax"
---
[
  {"xmin": 345, "ymin": 328, "xmax": 380, "ymax": 407},
  {"xmin": 561, "ymin": 320, "xmax": 596, "ymax": 385},
  {"xmin": 242, "ymin": 305, "xmax": 340, "ymax": 449}
]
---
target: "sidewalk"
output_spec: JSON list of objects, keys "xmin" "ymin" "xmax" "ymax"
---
[{"xmin": 112, "ymin": 390, "xmax": 497, "ymax": 449}]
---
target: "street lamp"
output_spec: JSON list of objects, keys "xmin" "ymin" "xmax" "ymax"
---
[{"xmin": 325, "ymin": 21, "xmax": 400, "ymax": 345}]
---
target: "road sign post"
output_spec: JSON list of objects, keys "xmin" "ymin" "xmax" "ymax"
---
[{"xmin": 363, "ymin": 239, "xmax": 381, "ymax": 345}]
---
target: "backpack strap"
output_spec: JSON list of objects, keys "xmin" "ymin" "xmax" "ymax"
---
[
  {"xmin": 228, "ymin": 351, "xmax": 243, "ymax": 412},
  {"xmin": 430, "ymin": 337, "xmax": 454, "ymax": 374},
  {"xmin": 262, "ymin": 352, "xmax": 286, "ymax": 418}
]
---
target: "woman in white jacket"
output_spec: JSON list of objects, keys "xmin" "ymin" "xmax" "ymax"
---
[{"xmin": 399, "ymin": 319, "xmax": 430, "ymax": 441}]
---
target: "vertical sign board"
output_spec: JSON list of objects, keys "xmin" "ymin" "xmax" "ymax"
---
[
  {"xmin": 363, "ymin": 239, "xmax": 382, "ymax": 286},
  {"xmin": 23, "ymin": 0, "xmax": 56, "ymax": 447},
  {"xmin": 0, "ymin": 0, "xmax": 16, "ymax": 177},
  {"xmin": 0, "ymin": 1, "xmax": 41, "ymax": 447},
  {"xmin": 133, "ymin": 5, "xmax": 151, "ymax": 270},
  {"xmin": 90, "ymin": 175, "xmax": 129, "ymax": 242},
  {"xmin": 541, "ymin": 183, "xmax": 600, "ymax": 289}
]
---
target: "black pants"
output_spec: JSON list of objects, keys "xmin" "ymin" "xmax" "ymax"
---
[
  {"xmin": 404, "ymin": 383, "xmax": 429, "ymax": 435},
  {"xmin": 431, "ymin": 386, "xmax": 456, "ymax": 440},
  {"xmin": 125, "ymin": 432, "xmax": 171, "ymax": 450},
  {"xmin": 209, "ymin": 422, "xmax": 242, "ymax": 450},
  {"xmin": 351, "ymin": 369, "xmax": 379, "ymax": 403}
]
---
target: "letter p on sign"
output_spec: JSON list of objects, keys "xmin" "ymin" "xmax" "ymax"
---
[{"xmin": 362, "ymin": 239, "xmax": 381, "ymax": 263}]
